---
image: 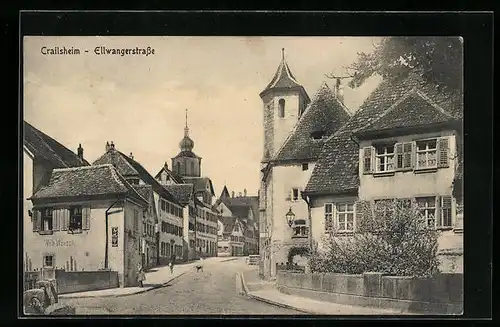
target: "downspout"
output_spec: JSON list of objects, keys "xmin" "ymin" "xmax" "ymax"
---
[
  {"xmin": 105, "ymin": 197, "xmax": 122, "ymax": 270},
  {"xmin": 302, "ymin": 193, "xmax": 313, "ymax": 251}
]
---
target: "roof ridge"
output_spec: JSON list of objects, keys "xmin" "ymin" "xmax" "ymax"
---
[
  {"xmin": 116, "ymin": 150, "xmax": 141, "ymax": 175},
  {"xmin": 110, "ymin": 166, "xmax": 149, "ymax": 204},
  {"xmin": 53, "ymin": 164, "xmax": 113, "ymax": 172},
  {"xmin": 29, "ymin": 125, "xmax": 69, "ymax": 168}
]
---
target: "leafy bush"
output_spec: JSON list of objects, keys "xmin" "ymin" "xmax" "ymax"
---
[
  {"xmin": 309, "ymin": 199, "xmax": 440, "ymax": 277},
  {"xmin": 287, "ymin": 246, "xmax": 310, "ymax": 264}
]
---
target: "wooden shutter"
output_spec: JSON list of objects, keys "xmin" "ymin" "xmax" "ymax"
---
[
  {"xmin": 60, "ymin": 209, "xmax": 69, "ymax": 231},
  {"xmin": 52, "ymin": 209, "xmax": 60, "ymax": 231},
  {"xmin": 33, "ymin": 209, "xmax": 41, "ymax": 232},
  {"xmin": 362, "ymin": 147, "xmax": 374, "ymax": 174},
  {"xmin": 82, "ymin": 207, "xmax": 91, "ymax": 230},
  {"xmin": 402, "ymin": 142, "xmax": 413, "ymax": 169},
  {"xmin": 410, "ymin": 142, "xmax": 416, "ymax": 169},
  {"xmin": 440, "ymin": 196, "xmax": 453, "ymax": 227},
  {"xmin": 437, "ymin": 137, "xmax": 450, "ymax": 168},
  {"xmin": 395, "ymin": 143, "xmax": 403, "ymax": 170}
]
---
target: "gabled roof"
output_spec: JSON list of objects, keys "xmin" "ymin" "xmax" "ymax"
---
[
  {"xmin": 304, "ymin": 70, "xmax": 463, "ymax": 196},
  {"xmin": 219, "ymin": 185, "xmax": 230, "ymax": 200},
  {"xmin": 219, "ymin": 216, "xmax": 237, "ymax": 235},
  {"xmin": 24, "ymin": 121, "xmax": 89, "ymax": 168},
  {"xmin": 30, "ymin": 164, "xmax": 147, "ymax": 206},
  {"xmin": 259, "ymin": 52, "xmax": 310, "ymax": 102},
  {"xmin": 183, "ymin": 177, "xmax": 215, "ymax": 196},
  {"xmin": 93, "ymin": 150, "xmax": 180, "ymax": 205},
  {"xmin": 273, "ymin": 83, "xmax": 351, "ymax": 162},
  {"xmin": 154, "ymin": 164, "xmax": 185, "ymax": 184},
  {"xmin": 132, "ymin": 184, "xmax": 154, "ymax": 204},
  {"xmin": 93, "ymin": 150, "xmax": 138, "ymax": 177},
  {"xmin": 164, "ymin": 184, "xmax": 194, "ymax": 206},
  {"xmin": 354, "ymin": 88, "xmax": 457, "ymax": 136},
  {"xmin": 227, "ymin": 205, "xmax": 251, "ymax": 220}
]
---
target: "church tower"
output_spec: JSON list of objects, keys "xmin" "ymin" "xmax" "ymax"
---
[
  {"xmin": 171, "ymin": 109, "xmax": 202, "ymax": 177},
  {"xmin": 259, "ymin": 49, "xmax": 311, "ymax": 162}
]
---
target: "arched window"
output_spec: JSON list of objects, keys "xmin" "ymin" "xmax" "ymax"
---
[
  {"xmin": 176, "ymin": 162, "xmax": 181, "ymax": 174},
  {"xmin": 278, "ymin": 99, "xmax": 285, "ymax": 118},
  {"xmin": 190, "ymin": 161, "xmax": 195, "ymax": 175}
]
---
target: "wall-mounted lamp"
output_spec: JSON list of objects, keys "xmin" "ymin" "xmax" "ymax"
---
[{"xmin": 285, "ymin": 207, "xmax": 296, "ymax": 228}]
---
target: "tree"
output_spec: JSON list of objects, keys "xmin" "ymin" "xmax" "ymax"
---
[
  {"xmin": 339, "ymin": 37, "xmax": 463, "ymax": 92},
  {"xmin": 309, "ymin": 199, "xmax": 440, "ymax": 277}
]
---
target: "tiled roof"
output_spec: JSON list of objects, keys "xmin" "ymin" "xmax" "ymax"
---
[
  {"xmin": 183, "ymin": 177, "xmax": 215, "ymax": 196},
  {"xmin": 154, "ymin": 165, "xmax": 185, "ymax": 184},
  {"xmin": 30, "ymin": 164, "xmax": 147, "ymax": 205},
  {"xmin": 227, "ymin": 205, "xmax": 251, "ymax": 220},
  {"xmin": 164, "ymin": 184, "xmax": 194, "ymax": 206},
  {"xmin": 24, "ymin": 121, "xmax": 89, "ymax": 168},
  {"xmin": 93, "ymin": 150, "xmax": 180, "ymax": 205},
  {"xmin": 93, "ymin": 151, "xmax": 138, "ymax": 177},
  {"xmin": 259, "ymin": 54, "xmax": 310, "ymax": 102},
  {"xmin": 305, "ymin": 70, "xmax": 463, "ymax": 195},
  {"xmin": 273, "ymin": 83, "xmax": 351, "ymax": 162},
  {"xmin": 132, "ymin": 184, "xmax": 153, "ymax": 203},
  {"xmin": 355, "ymin": 89, "xmax": 456, "ymax": 134}
]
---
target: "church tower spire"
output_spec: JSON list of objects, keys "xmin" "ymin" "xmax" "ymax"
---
[
  {"xmin": 172, "ymin": 108, "xmax": 202, "ymax": 177},
  {"xmin": 180, "ymin": 109, "xmax": 194, "ymax": 152}
]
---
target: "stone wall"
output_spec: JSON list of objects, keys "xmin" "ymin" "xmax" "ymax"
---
[
  {"xmin": 277, "ymin": 271, "xmax": 463, "ymax": 314},
  {"xmin": 55, "ymin": 269, "xmax": 119, "ymax": 294}
]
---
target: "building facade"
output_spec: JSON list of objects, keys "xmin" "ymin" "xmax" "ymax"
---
[
  {"xmin": 303, "ymin": 72, "xmax": 464, "ymax": 273},
  {"xmin": 93, "ymin": 142, "xmax": 185, "ymax": 266},
  {"xmin": 257, "ymin": 52, "xmax": 351, "ymax": 279}
]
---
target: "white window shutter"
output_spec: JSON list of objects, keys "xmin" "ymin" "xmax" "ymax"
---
[
  {"xmin": 52, "ymin": 209, "xmax": 60, "ymax": 231},
  {"xmin": 362, "ymin": 147, "xmax": 373, "ymax": 174},
  {"xmin": 410, "ymin": 142, "xmax": 417, "ymax": 169},
  {"xmin": 437, "ymin": 137, "xmax": 450, "ymax": 168},
  {"xmin": 332, "ymin": 203, "xmax": 338, "ymax": 231},
  {"xmin": 83, "ymin": 207, "xmax": 91, "ymax": 230},
  {"xmin": 60, "ymin": 209, "xmax": 69, "ymax": 231}
]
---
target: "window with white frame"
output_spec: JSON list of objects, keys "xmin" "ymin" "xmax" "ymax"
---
[
  {"xmin": 416, "ymin": 139, "xmax": 437, "ymax": 169},
  {"xmin": 375, "ymin": 144, "xmax": 395, "ymax": 172},
  {"xmin": 336, "ymin": 203, "xmax": 355, "ymax": 232},
  {"xmin": 324, "ymin": 203, "xmax": 333, "ymax": 232},
  {"xmin": 416, "ymin": 197, "xmax": 436, "ymax": 227},
  {"xmin": 293, "ymin": 219, "xmax": 308, "ymax": 237}
]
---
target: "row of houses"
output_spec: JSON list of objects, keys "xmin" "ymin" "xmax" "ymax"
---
[
  {"xmin": 23, "ymin": 116, "xmax": 220, "ymax": 287},
  {"xmin": 258, "ymin": 51, "xmax": 464, "ymax": 279}
]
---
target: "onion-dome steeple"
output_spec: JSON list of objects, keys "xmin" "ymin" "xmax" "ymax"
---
[{"xmin": 179, "ymin": 109, "xmax": 194, "ymax": 152}]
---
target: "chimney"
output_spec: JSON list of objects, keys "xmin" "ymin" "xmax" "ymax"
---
[
  {"xmin": 129, "ymin": 152, "xmax": 134, "ymax": 160},
  {"xmin": 238, "ymin": 192, "xmax": 242, "ymax": 197},
  {"xmin": 77, "ymin": 144, "xmax": 84, "ymax": 160},
  {"xmin": 231, "ymin": 191, "xmax": 235, "ymax": 198},
  {"xmin": 244, "ymin": 189, "xmax": 247, "ymax": 197},
  {"xmin": 105, "ymin": 141, "xmax": 110, "ymax": 152},
  {"xmin": 335, "ymin": 78, "xmax": 344, "ymax": 104},
  {"xmin": 164, "ymin": 162, "xmax": 169, "ymax": 170}
]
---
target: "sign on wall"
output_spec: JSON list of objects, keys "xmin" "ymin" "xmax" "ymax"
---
[{"xmin": 112, "ymin": 227, "xmax": 118, "ymax": 247}]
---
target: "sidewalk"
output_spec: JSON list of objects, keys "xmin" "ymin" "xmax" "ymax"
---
[
  {"xmin": 59, "ymin": 257, "xmax": 224, "ymax": 299},
  {"xmin": 240, "ymin": 270, "xmax": 405, "ymax": 315}
]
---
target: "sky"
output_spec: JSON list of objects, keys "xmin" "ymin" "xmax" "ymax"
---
[{"xmin": 24, "ymin": 36, "xmax": 382, "ymax": 198}]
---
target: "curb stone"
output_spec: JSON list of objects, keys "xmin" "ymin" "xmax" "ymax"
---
[
  {"xmin": 60, "ymin": 270, "xmax": 190, "ymax": 299},
  {"xmin": 239, "ymin": 272, "xmax": 309, "ymax": 314}
]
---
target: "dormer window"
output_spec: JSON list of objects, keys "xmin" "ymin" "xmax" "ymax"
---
[
  {"xmin": 311, "ymin": 130, "xmax": 325, "ymax": 140},
  {"xmin": 278, "ymin": 99, "xmax": 285, "ymax": 118}
]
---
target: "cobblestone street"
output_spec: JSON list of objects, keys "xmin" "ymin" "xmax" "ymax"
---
[{"xmin": 60, "ymin": 258, "xmax": 302, "ymax": 315}]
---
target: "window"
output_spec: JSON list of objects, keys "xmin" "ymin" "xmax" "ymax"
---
[
  {"xmin": 375, "ymin": 145, "xmax": 395, "ymax": 172},
  {"xmin": 416, "ymin": 197, "xmax": 436, "ymax": 227},
  {"xmin": 395, "ymin": 142, "xmax": 414, "ymax": 170},
  {"xmin": 336, "ymin": 203, "xmax": 355, "ymax": 232},
  {"xmin": 69, "ymin": 206, "xmax": 83, "ymax": 231},
  {"xmin": 161, "ymin": 199, "xmax": 166, "ymax": 212},
  {"xmin": 302, "ymin": 163, "xmax": 309, "ymax": 171},
  {"xmin": 291, "ymin": 188, "xmax": 299, "ymax": 201},
  {"xmin": 128, "ymin": 178, "xmax": 140, "ymax": 185},
  {"xmin": 324, "ymin": 204, "xmax": 333, "ymax": 231},
  {"xmin": 41, "ymin": 208, "xmax": 53, "ymax": 232},
  {"xmin": 43, "ymin": 254, "xmax": 54, "ymax": 268},
  {"xmin": 293, "ymin": 219, "xmax": 308, "ymax": 237},
  {"xmin": 416, "ymin": 139, "xmax": 437, "ymax": 169},
  {"xmin": 190, "ymin": 161, "xmax": 195, "ymax": 175},
  {"xmin": 176, "ymin": 162, "xmax": 181, "ymax": 174},
  {"xmin": 278, "ymin": 99, "xmax": 285, "ymax": 118}
]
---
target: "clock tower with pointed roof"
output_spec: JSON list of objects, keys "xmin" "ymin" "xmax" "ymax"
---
[{"xmin": 260, "ymin": 48, "xmax": 311, "ymax": 163}]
